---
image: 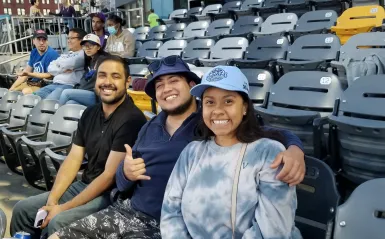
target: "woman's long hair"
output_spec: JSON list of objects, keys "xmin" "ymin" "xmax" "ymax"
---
[
  {"xmin": 196, "ymin": 92, "xmax": 284, "ymax": 144},
  {"xmin": 84, "ymin": 49, "xmax": 109, "ymax": 71}
]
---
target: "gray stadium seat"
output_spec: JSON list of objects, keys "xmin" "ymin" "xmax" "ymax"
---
[
  {"xmin": 331, "ymin": 32, "xmax": 385, "ymax": 88},
  {"xmin": 256, "ymin": 13, "xmax": 298, "ymax": 36},
  {"xmin": 180, "ymin": 21, "xmax": 210, "ymax": 41},
  {"xmin": 0, "ymin": 94, "xmax": 41, "ymax": 175},
  {"xmin": 0, "ymin": 88, "xmax": 8, "ymax": 99},
  {"xmin": 0, "ymin": 91, "xmax": 23, "ymax": 123},
  {"xmin": 230, "ymin": 0, "xmax": 264, "ymax": 18},
  {"xmin": 255, "ymin": 71, "xmax": 342, "ymax": 158},
  {"xmin": 251, "ymin": 0, "xmax": 289, "ymax": 19},
  {"xmin": 163, "ymin": 23, "xmax": 187, "ymax": 40},
  {"xmin": 129, "ymin": 64, "xmax": 150, "ymax": 82},
  {"xmin": 329, "ymin": 75, "xmax": 385, "ymax": 185},
  {"xmin": 190, "ymin": 66, "xmax": 214, "ymax": 78},
  {"xmin": 145, "ymin": 25, "xmax": 168, "ymax": 41},
  {"xmin": 14, "ymin": 100, "xmax": 60, "ymax": 190},
  {"xmin": 230, "ymin": 16, "xmax": 263, "ymax": 39},
  {"xmin": 146, "ymin": 40, "xmax": 188, "ymax": 63},
  {"xmin": 133, "ymin": 26, "xmax": 150, "ymax": 41},
  {"xmin": 182, "ymin": 39, "xmax": 215, "ymax": 65},
  {"xmin": 194, "ymin": 4, "xmax": 223, "ymax": 21},
  {"xmin": 280, "ymin": 0, "xmax": 310, "ymax": 17},
  {"xmin": 277, "ymin": 34, "xmax": 340, "ymax": 73},
  {"xmin": 174, "ymin": 6, "xmax": 203, "ymax": 23},
  {"xmin": 201, "ymin": 18, "xmax": 234, "ymax": 39},
  {"xmin": 129, "ymin": 41, "xmax": 163, "ymax": 64},
  {"xmin": 241, "ymin": 68, "xmax": 274, "ymax": 106},
  {"xmin": 209, "ymin": 1, "xmax": 242, "ymax": 19},
  {"xmin": 290, "ymin": 10, "xmax": 338, "ymax": 40},
  {"xmin": 159, "ymin": 9, "xmax": 187, "ymax": 25},
  {"xmin": 0, "ymin": 208, "xmax": 5, "ymax": 238},
  {"xmin": 333, "ymin": 178, "xmax": 385, "ymax": 239},
  {"xmin": 199, "ymin": 37, "xmax": 249, "ymax": 67},
  {"xmin": 310, "ymin": 0, "xmax": 346, "ymax": 15},
  {"xmin": 21, "ymin": 104, "xmax": 86, "ymax": 190},
  {"xmin": 296, "ymin": 156, "xmax": 340, "ymax": 239}
]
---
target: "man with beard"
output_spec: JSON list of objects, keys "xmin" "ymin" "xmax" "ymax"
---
[
  {"xmin": 90, "ymin": 12, "xmax": 109, "ymax": 49},
  {"xmin": 10, "ymin": 55, "xmax": 147, "ymax": 239},
  {"xmin": 51, "ymin": 56, "xmax": 305, "ymax": 239}
]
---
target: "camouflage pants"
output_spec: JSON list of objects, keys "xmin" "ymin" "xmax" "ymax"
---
[{"xmin": 56, "ymin": 199, "xmax": 161, "ymax": 239}]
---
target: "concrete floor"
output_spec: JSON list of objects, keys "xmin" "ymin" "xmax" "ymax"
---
[{"xmin": 0, "ymin": 162, "xmax": 43, "ymax": 238}]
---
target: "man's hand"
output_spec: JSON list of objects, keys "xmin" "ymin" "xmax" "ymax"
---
[
  {"xmin": 40, "ymin": 204, "xmax": 65, "ymax": 229},
  {"xmin": 270, "ymin": 145, "xmax": 305, "ymax": 186},
  {"xmin": 123, "ymin": 144, "xmax": 151, "ymax": 181},
  {"xmin": 16, "ymin": 71, "xmax": 29, "ymax": 77}
]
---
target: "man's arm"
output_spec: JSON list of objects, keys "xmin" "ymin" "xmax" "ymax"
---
[
  {"xmin": 61, "ymin": 150, "xmax": 125, "ymax": 210},
  {"xmin": 27, "ymin": 71, "xmax": 53, "ymax": 80},
  {"xmin": 9, "ymin": 66, "xmax": 32, "ymax": 90},
  {"xmin": 47, "ymin": 144, "xmax": 85, "ymax": 205}
]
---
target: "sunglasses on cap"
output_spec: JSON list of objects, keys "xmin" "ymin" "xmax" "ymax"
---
[{"xmin": 148, "ymin": 55, "xmax": 191, "ymax": 75}]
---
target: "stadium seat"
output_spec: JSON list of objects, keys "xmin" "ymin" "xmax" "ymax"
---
[
  {"xmin": 230, "ymin": 0, "xmax": 264, "ymax": 18},
  {"xmin": 135, "ymin": 41, "xmax": 142, "ymax": 55},
  {"xmin": 144, "ymin": 25, "xmax": 168, "ymax": 41},
  {"xmin": 21, "ymin": 104, "xmax": 86, "ymax": 190},
  {"xmin": 159, "ymin": 9, "xmax": 187, "ymax": 25},
  {"xmin": 0, "ymin": 208, "xmax": 5, "ymax": 238},
  {"xmin": 0, "ymin": 94, "xmax": 41, "ymax": 175},
  {"xmin": 329, "ymin": 75, "xmax": 385, "ymax": 185},
  {"xmin": 251, "ymin": 0, "xmax": 289, "ymax": 19},
  {"xmin": 0, "ymin": 91, "xmax": 23, "ymax": 124},
  {"xmin": 280, "ymin": 0, "xmax": 310, "ymax": 17},
  {"xmin": 200, "ymin": 18, "xmax": 234, "ymax": 40},
  {"xmin": 277, "ymin": 34, "xmax": 340, "ymax": 73},
  {"xmin": 129, "ymin": 64, "xmax": 150, "ymax": 82},
  {"xmin": 173, "ymin": 6, "xmax": 204, "ymax": 23},
  {"xmin": 127, "ymin": 89, "xmax": 154, "ymax": 114},
  {"xmin": 128, "ymin": 41, "xmax": 163, "ymax": 64},
  {"xmin": 146, "ymin": 40, "xmax": 188, "ymax": 62},
  {"xmin": 199, "ymin": 37, "xmax": 249, "ymax": 67},
  {"xmin": 296, "ymin": 156, "xmax": 340, "ymax": 239},
  {"xmin": 209, "ymin": 1, "xmax": 242, "ymax": 19},
  {"xmin": 190, "ymin": 66, "xmax": 213, "ymax": 78},
  {"xmin": 230, "ymin": 16, "xmax": 263, "ymax": 39},
  {"xmin": 256, "ymin": 13, "xmax": 298, "ymax": 36},
  {"xmin": 179, "ymin": 21, "xmax": 210, "ymax": 41},
  {"xmin": 331, "ymin": 5, "xmax": 385, "ymax": 44},
  {"xmin": 193, "ymin": 4, "xmax": 223, "ymax": 21},
  {"xmin": 333, "ymin": 178, "xmax": 385, "ymax": 239},
  {"xmin": 133, "ymin": 26, "xmax": 150, "ymax": 41},
  {"xmin": 240, "ymin": 68, "xmax": 274, "ymax": 106},
  {"xmin": 162, "ymin": 23, "xmax": 187, "ymax": 41},
  {"xmin": 331, "ymin": 32, "xmax": 385, "ymax": 88},
  {"xmin": 255, "ymin": 71, "xmax": 342, "ymax": 158},
  {"xmin": 310, "ymin": 0, "xmax": 347, "ymax": 15},
  {"xmin": 14, "ymin": 100, "xmax": 60, "ymax": 190},
  {"xmin": 290, "ymin": 10, "xmax": 338, "ymax": 40},
  {"xmin": 182, "ymin": 39, "xmax": 215, "ymax": 65},
  {"xmin": 0, "ymin": 88, "xmax": 8, "ymax": 99}
]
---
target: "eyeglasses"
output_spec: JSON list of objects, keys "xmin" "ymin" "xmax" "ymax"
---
[
  {"xmin": 148, "ymin": 55, "xmax": 190, "ymax": 75},
  {"xmin": 82, "ymin": 44, "xmax": 97, "ymax": 50}
]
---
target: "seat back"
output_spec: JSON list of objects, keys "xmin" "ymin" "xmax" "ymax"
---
[
  {"xmin": 335, "ymin": 5, "xmax": 385, "ymax": 28},
  {"xmin": 133, "ymin": 26, "xmax": 150, "ymax": 41},
  {"xmin": 164, "ymin": 23, "xmax": 187, "ymax": 39},
  {"xmin": 328, "ymin": 75, "xmax": 385, "ymax": 184},
  {"xmin": 46, "ymin": 104, "xmax": 86, "ymax": 147},
  {"xmin": 333, "ymin": 178, "xmax": 385, "ymax": 239},
  {"xmin": 209, "ymin": 37, "xmax": 249, "ymax": 60},
  {"xmin": 231, "ymin": 16, "xmax": 263, "ymax": 35},
  {"xmin": 260, "ymin": 13, "xmax": 298, "ymax": 33},
  {"xmin": 286, "ymin": 34, "xmax": 340, "ymax": 62},
  {"xmin": 190, "ymin": 66, "xmax": 213, "ymax": 78},
  {"xmin": 170, "ymin": 9, "xmax": 187, "ymax": 19},
  {"xmin": 9, "ymin": 95, "xmax": 41, "ymax": 127},
  {"xmin": 129, "ymin": 64, "xmax": 150, "ymax": 81},
  {"xmin": 294, "ymin": 10, "xmax": 338, "ymax": 33},
  {"xmin": 157, "ymin": 40, "xmax": 188, "ymax": 57},
  {"xmin": 241, "ymin": 68, "xmax": 273, "ymax": 106},
  {"xmin": 147, "ymin": 25, "xmax": 168, "ymax": 40},
  {"xmin": 187, "ymin": 6, "xmax": 204, "ymax": 17},
  {"xmin": 263, "ymin": 0, "xmax": 288, "ymax": 8},
  {"xmin": 0, "ymin": 91, "xmax": 23, "ymax": 121},
  {"xmin": 26, "ymin": 100, "xmax": 60, "ymax": 136},
  {"xmin": 183, "ymin": 21, "xmax": 210, "ymax": 38},
  {"xmin": 201, "ymin": 4, "xmax": 222, "ymax": 15},
  {"xmin": 127, "ymin": 89, "xmax": 153, "ymax": 112},
  {"xmin": 296, "ymin": 156, "xmax": 340, "ymax": 239},
  {"xmin": 240, "ymin": 0, "xmax": 264, "ymax": 10},
  {"xmin": 0, "ymin": 88, "xmax": 8, "ymax": 99},
  {"xmin": 182, "ymin": 39, "xmax": 214, "ymax": 61},
  {"xmin": 244, "ymin": 35, "xmax": 289, "ymax": 61},
  {"xmin": 136, "ymin": 41, "xmax": 163, "ymax": 58},
  {"xmin": 206, "ymin": 19, "xmax": 234, "ymax": 37},
  {"xmin": 222, "ymin": 1, "xmax": 242, "ymax": 12}
]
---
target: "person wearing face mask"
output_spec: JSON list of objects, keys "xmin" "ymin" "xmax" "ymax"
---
[{"xmin": 104, "ymin": 14, "xmax": 135, "ymax": 58}]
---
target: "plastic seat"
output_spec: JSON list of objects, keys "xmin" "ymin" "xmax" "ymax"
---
[
  {"xmin": 127, "ymin": 89, "xmax": 154, "ymax": 113},
  {"xmin": 290, "ymin": 10, "xmax": 338, "ymax": 40},
  {"xmin": 333, "ymin": 178, "xmax": 385, "ymax": 239},
  {"xmin": 127, "ymin": 41, "xmax": 163, "ymax": 64},
  {"xmin": 251, "ymin": 0, "xmax": 289, "ymax": 19},
  {"xmin": 159, "ymin": 9, "xmax": 187, "ymax": 25},
  {"xmin": 0, "ymin": 88, "xmax": 8, "ymax": 100},
  {"xmin": 146, "ymin": 40, "xmax": 188, "ymax": 63},
  {"xmin": 310, "ymin": 0, "xmax": 347, "ymax": 15},
  {"xmin": 209, "ymin": 1, "xmax": 242, "ymax": 19},
  {"xmin": 329, "ymin": 75, "xmax": 385, "ymax": 185},
  {"xmin": 277, "ymin": 34, "xmax": 340, "ymax": 73},
  {"xmin": 13, "ymin": 100, "xmax": 60, "ymax": 190},
  {"xmin": 182, "ymin": 39, "xmax": 215, "ymax": 65},
  {"xmin": 190, "ymin": 66, "xmax": 214, "ymax": 78},
  {"xmin": 180, "ymin": 21, "xmax": 210, "ymax": 41},
  {"xmin": 240, "ymin": 68, "xmax": 274, "ymax": 106},
  {"xmin": 20, "ymin": 104, "xmax": 86, "ymax": 190},
  {"xmin": 280, "ymin": 0, "xmax": 310, "ymax": 17},
  {"xmin": 144, "ymin": 25, "xmax": 168, "ymax": 41},
  {"xmin": 163, "ymin": 23, "xmax": 187, "ymax": 40},
  {"xmin": 230, "ymin": 0, "xmax": 264, "ymax": 18},
  {"xmin": 256, "ymin": 13, "xmax": 298, "ymax": 36},
  {"xmin": 173, "ymin": 6, "xmax": 204, "ymax": 23},
  {"xmin": 133, "ymin": 26, "xmax": 150, "ymax": 41},
  {"xmin": 331, "ymin": 5, "xmax": 385, "ymax": 44},
  {"xmin": 0, "ymin": 91, "xmax": 23, "ymax": 126},
  {"xmin": 200, "ymin": 19, "xmax": 234, "ymax": 40},
  {"xmin": 0, "ymin": 208, "xmax": 6, "ymax": 239},
  {"xmin": 230, "ymin": 16, "xmax": 263, "ymax": 39},
  {"xmin": 255, "ymin": 71, "xmax": 342, "ymax": 158},
  {"xmin": 296, "ymin": 156, "xmax": 340, "ymax": 239},
  {"xmin": 199, "ymin": 37, "xmax": 249, "ymax": 67},
  {"xmin": 129, "ymin": 64, "xmax": 150, "ymax": 82},
  {"xmin": 193, "ymin": 4, "xmax": 223, "ymax": 21},
  {"xmin": 0, "ymin": 94, "xmax": 41, "ymax": 174}
]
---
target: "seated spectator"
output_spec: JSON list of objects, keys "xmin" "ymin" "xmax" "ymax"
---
[
  {"xmin": 10, "ymin": 55, "xmax": 147, "ymax": 239},
  {"xmin": 50, "ymin": 57, "xmax": 305, "ymax": 239},
  {"xmin": 105, "ymin": 14, "xmax": 135, "ymax": 58},
  {"xmin": 10, "ymin": 30, "xmax": 59, "ymax": 94},
  {"xmin": 58, "ymin": 33, "xmax": 109, "ymax": 106},
  {"xmin": 32, "ymin": 28, "xmax": 87, "ymax": 99},
  {"xmin": 90, "ymin": 12, "xmax": 109, "ymax": 49},
  {"xmin": 161, "ymin": 66, "xmax": 303, "ymax": 238}
]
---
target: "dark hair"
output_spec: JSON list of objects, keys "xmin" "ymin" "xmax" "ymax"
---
[
  {"xmin": 30, "ymin": 0, "xmax": 36, "ymax": 5},
  {"xmin": 69, "ymin": 28, "xmax": 87, "ymax": 39},
  {"xmin": 84, "ymin": 49, "xmax": 109, "ymax": 71},
  {"xmin": 150, "ymin": 9, "xmax": 154, "ymax": 13},
  {"xmin": 196, "ymin": 93, "xmax": 284, "ymax": 144},
  {"xmin": 108, "ymin": 14, "xmax": 126, "ymax": 27},
  {"xmin": 96, "ymin": 55, "xmax": 130, "ymax": 79}
]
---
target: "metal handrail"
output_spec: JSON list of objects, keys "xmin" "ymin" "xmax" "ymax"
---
[{"xmin": 0, "ymin": 35, "xmax": 33, "ymax": 48}]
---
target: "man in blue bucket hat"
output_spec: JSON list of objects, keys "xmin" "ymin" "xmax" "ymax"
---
[{"xmin": 50, "ymin": 56, "xmax": 306, "ymax": 239}]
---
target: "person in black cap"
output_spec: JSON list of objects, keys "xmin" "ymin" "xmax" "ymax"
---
[
  {"xmin": 10, "ymin": 30, "xmax": 59, "ymax": 94},
  {"xmin": 90, "ymin": 12, "xmax": 109, "ymax": 50},
  {"xmin": 51, "ymin": 56, "xmax": 306, "ymax": 239}
]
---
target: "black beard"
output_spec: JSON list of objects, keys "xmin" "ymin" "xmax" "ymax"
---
[
  {"xmin": 162, "ymin": 96, "xmax": 194, "ymax": 116},
  {"xmin": 99, "ymin": 89, "xmax": 126, "ymax": 105}
]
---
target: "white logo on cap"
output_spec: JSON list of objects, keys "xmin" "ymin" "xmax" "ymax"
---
[{"xmin": 206, "ymin": 68, "xmax": 228, "ymax": 82}]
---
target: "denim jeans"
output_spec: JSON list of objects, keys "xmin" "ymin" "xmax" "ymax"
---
[
  {"xmin": 59, "ymin": 89, "xmax": 97, "ymax": 107},
  {"xmin": 34, "ymin": 83, "xmax": 73, "ymax": 99},
  {"xmin": 10, "ymin": 181, "xmax": 111, "ymax": 239}
]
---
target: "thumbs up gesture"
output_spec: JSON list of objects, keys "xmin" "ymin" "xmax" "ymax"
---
[{"xmin": 123, "ymin": 144, "xmax": 151, "ymax": 181}]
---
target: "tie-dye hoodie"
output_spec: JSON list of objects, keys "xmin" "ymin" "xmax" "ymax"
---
[{"xmin": 161, "ymin": 138, "xmax": 302, "ymax": 239}]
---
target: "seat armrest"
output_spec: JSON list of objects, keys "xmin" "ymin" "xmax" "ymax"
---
[
  {"xmin": 21, "ymin": 135, "xmax": 53, "ymax": 150},
  {"xmin": 45, "ymin": 147, "xmax": 67, "ymax": 163},
  {"xmin": 2, "ymin": 127, "xmax": 28, "ymax": 139},
  {"xmin": 144, "ymin": 111, "xmax": 156, "ymax": 119}
]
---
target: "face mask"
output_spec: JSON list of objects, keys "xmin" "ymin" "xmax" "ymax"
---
[{"xmin": 107, "ymin": 26, "xmax": 117, "ymax": 35}]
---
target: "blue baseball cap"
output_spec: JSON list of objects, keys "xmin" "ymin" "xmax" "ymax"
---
[{"xmin": 190, "ymin": 66, "xmax": 249, "ymax": 98}]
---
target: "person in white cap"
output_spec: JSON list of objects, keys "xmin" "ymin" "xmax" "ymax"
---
[
  {"xmin": 56, "ymin": 33, "xmax": 109, "ymax": 106},
  {"xmin": 161, "ymin": 66, "xmax": 303, "ymax": 239}
]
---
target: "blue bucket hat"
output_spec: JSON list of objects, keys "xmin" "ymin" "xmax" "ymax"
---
[
  {"xmin": 144, "ymin": 56, "xmax": 202, "ymax": 99},
  {"xmin": 190, "ymin": 66, "xmax": 249, "ymax": 98}
]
